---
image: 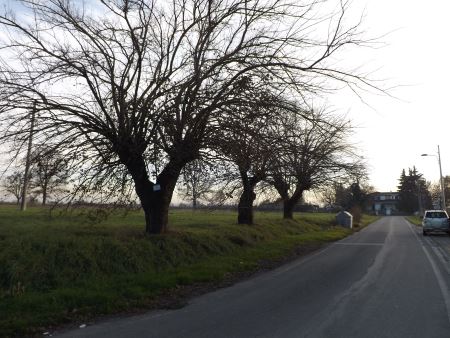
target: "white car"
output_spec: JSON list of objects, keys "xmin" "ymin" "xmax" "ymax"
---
[{"xmin": 422, "ymin": 210, "xmax": 450, "ymax": 236}]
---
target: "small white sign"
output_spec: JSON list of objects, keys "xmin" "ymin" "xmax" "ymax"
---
[{"xmin": 153, "ymin": 184, "xmax": 161, "ymax": 191}]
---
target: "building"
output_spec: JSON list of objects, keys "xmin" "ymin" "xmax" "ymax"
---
[{"xmin": 367, "ymin": 192, "xmax": 400, "ymax": 215}]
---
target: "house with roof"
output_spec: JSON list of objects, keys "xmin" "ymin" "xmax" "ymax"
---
[{"xmin": 367, "ymin": 192, "xmax": 400, "ymax": 215}]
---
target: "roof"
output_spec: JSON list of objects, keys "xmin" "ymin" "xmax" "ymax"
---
[{"xmin": 372, "ymin": 191, "xmax": 399, "ymax": 195}]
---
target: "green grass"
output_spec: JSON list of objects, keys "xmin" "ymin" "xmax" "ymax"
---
[
  {"xmin": 406, "ymin": 216, "xmax": 422, "ymax": 226},
  {"xmin": 353, "ymin": 214, "xmax": 380, "ymax": 229},
  {"xmin": 0, "ymin": 205, "xmax": 377, "ymax": 336}
]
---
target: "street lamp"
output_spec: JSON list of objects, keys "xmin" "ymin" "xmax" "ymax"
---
[{"xmin": 421, "ymin": 145, "xmax": 446, "ymax": 210}]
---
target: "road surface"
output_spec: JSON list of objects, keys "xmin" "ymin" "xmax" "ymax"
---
[{"xmin": 57, "ymin": 217, "xmax": 450, "ymax": 337}]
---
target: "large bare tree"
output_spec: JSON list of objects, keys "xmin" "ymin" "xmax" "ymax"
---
[
  {"xmin": 216, "ymin": 82, "xmax": 299, "ymax": 224},
  {"xmin": 218, "ymin": 117, "xmax": 272, "ymax": 224},
  {"xmin": 0, "ymin": 0, "xmax": 371, "ymax": 233},
  {"xmin": 268, "ymin": 110, "xmax": 365, "ymax": 219}
]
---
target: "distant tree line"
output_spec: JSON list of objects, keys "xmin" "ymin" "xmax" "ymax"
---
[{"xmin": 319, "ymin": 181, "xmax": 373, "ymax": 223}]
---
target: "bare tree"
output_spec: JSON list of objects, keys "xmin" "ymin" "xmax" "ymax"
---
[
  {"xmin": 3, "ymin": 171, "xmax": 25, "ymax": 205},
  {"xmin": 319, "ymin": 183, "xmax": 340, "ymax": 208},
  {"xmin": 428, "ymin": 178, "xmax": 449, "ymax": 209},
  {"xmin": 178, "ymin": 159, "xmax": 216, "ymax": 209},
  {"xmin": 219, "ymin": 126, "xmax": 270, "ymax": 224},
  {"xmin": 268, "ymin": 110, "xmax": 365, "ymax": 219},
  {"xmin": 30, "ymin": 146, "xmax": 70, "ymax": 205},
  {"xmin": 0, "ymin": 0, "xmax": 373, "ymax": 233},
  {"xmin": 216, "ymin": 83, "xmax": 295, "ymax": 224}
]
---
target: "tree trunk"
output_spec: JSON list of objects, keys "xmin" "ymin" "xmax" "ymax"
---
[
  {"xmin": 283, "ymin": 198, "xmax": 296, "ymax": 219},
  {"xmin": 148, "ymin": 165, "xmax": 181, "ymax": 234},
  {"xmin": 148, "ymin": 186, "xmax": 171, "ymax": 234},
  {"xmin": 192, "ymin": 187, "xmax": 197, "ymax": 209},
  {"xmin": 272, "ymin": 176, "xmax": 293, "ymax": 219},
  {"xmin": 42, "ymin": 182, "xmax": 47, "ymax": 206},
  {"xmin": 282, "ymin": 187, "xmax": 305, "ymax": 219},
  {"xmin": 237, "ymin": 174, "xmax": 258, "ymax": 225},
  {"xmin": 125, "ymin": 153, "xmax": 182, "ymax": 234}
]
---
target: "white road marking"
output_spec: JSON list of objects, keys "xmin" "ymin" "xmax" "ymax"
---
[
  {"xmin": 333, "ymin": 242, "xmax": 384, "ymax": 246},
  {"xmin": 405, "ymin": 218, "xmax": 450, "ymax": 324},
  {"xmin": 408, "ymin": 224, "xmax": 450, "ymax": 275},
  {"xmin": 431, "ymin": 245, "xmax": 450, "ymax": 275},
  {"xmin": 302, "ymin": 217, "xmax": 393, "ymax": 337}
]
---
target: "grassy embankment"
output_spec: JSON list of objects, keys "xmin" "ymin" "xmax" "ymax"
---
[
  {"xmin": 0, "ymin": 205, "xmax": 378, "ymax": 336},
  {"xmin": 406, "ymin": 216, "xmax": 422, "ymax": 226}
]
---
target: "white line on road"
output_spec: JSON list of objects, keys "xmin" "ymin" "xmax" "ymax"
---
[
  {"xmin": 333, "ymin": 242, "xmax": 384, "ymax": 246},
  {"xmin": 423, "ymin": 236, "xmax": 450, "ymax": 275},
  {"xmin": 407, "ymin": 225, "xmax": 450, "ymax": 275},
  {"xmin": 405, "ymin": 219, "xmax": 450, "ymax": 324}
]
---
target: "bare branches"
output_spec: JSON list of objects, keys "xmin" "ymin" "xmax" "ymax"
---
[
  {"xmin": 265, "ymin": 108, "xmax": 366, "ymax": 218},
  {"xmin": 0, "ymin": 0, "xmax": 376, "ymax": 232}
]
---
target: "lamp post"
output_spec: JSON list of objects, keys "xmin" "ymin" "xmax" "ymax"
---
[
  {"xmin": 416, "ymin": 180, "xmax": 423, "ymax": 215},
  {"xmin": 421, "ymin": 145, "xmax": 446, "ymax": 210}
]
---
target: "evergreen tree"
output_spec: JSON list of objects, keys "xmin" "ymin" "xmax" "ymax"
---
[
  {"xmin": 397, "ymin": 169, "xmax": 408, "ymax": 211},
  {"xmin": 397, "ymin": 167, "xmax": 432, "ymax": 213}
]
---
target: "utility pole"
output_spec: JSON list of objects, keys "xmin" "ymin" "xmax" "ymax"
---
[
  {"xmin": 417, "ymin": 180, "xmax": 423, "ymax": 215},
  {"xmin": 438, "ymin": 145, "xmax": 446, "ymax": 211},
  {"xmin": 421, "ymin": 146, "xmax": 447, "ymax": 210},
  {"xmin": 20, "ymin": 101, "xmax": 36, "ymax": 211}
]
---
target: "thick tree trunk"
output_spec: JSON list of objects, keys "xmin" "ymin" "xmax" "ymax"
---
[
  {"xmin": 272, "ymin": 176, "xmax": 305, "ymax": 220},
  {"xmin": 282, "ymin": 187, "xmax": 304, "ymax": 219},
  {"xmin": 148, "ymin": 165, "xmax": 181, "ymax": 234},
  {"xmin": 237, "ymin": 173, "xmax": 258, "ymax": 225},
  {"xmin": 132, "ymin": 179, "xmax": 155, "ymax": 233},
  {"xmin": 283, "ymin": 198, "xmax": 296, "ymax": 219},
  {"xmin": 147, "ymin": 186, "xmax": 171, "ymax": 234},
  {"xmin": 125, "ymin": 153, "xmax": 182, "ymax": 234}
]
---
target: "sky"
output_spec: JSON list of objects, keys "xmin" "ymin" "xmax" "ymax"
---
[
  {"xmin": 0, "ymin": 0, "xmax": 449, "ymax": 197},
  {"xmin": 326, "ymin": 0, "xmax": 450, "ymax": 192}
]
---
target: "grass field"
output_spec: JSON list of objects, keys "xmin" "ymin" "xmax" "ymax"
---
[{"xmin": 0, "ymin": 205, "xmax": 378, "ymax": 336}]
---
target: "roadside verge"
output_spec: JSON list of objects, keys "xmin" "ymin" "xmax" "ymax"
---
[{"xmin": 0, "ymin": 210, "xmax": 379, "ymax": 336}]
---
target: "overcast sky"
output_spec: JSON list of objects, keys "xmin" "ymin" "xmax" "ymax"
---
[
  {"xmin": 0, "ymin": 0, "xmax": 449, "ymax": 196},
  {"xmin": 328, "ymin": 0, "xmax": 450, "ymax": 192}
]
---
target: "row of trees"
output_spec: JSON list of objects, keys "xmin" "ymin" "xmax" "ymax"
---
[
  {"xmin": 176, "ymin": 111, "xmax": 365, "ymax": 221},
  {"xmin": 0, "ymin": 0, "xmax": 374, "ymax": 233},
  {"xmin": 321, "ymin": 181, "xmax": 374, "ymax": 211}
]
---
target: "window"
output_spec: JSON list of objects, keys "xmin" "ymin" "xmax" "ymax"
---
[{"xmin": 425, "ymin": 211, "xmax": 448, "ymax": 219}]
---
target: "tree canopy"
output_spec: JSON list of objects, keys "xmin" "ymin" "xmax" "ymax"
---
[{"xmin": 0, "ymin": 0, "xmax": 374, "ymax": 233}]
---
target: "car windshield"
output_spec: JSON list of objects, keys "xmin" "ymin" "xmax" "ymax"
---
[{"xmin": 425, "ymin": 211, "xmax": 448, "ymax": 219}]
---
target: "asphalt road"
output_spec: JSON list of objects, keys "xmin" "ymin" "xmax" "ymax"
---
[{"xmin": 56, "ymin": 217, "xmax": 450, "ymax": 338}]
